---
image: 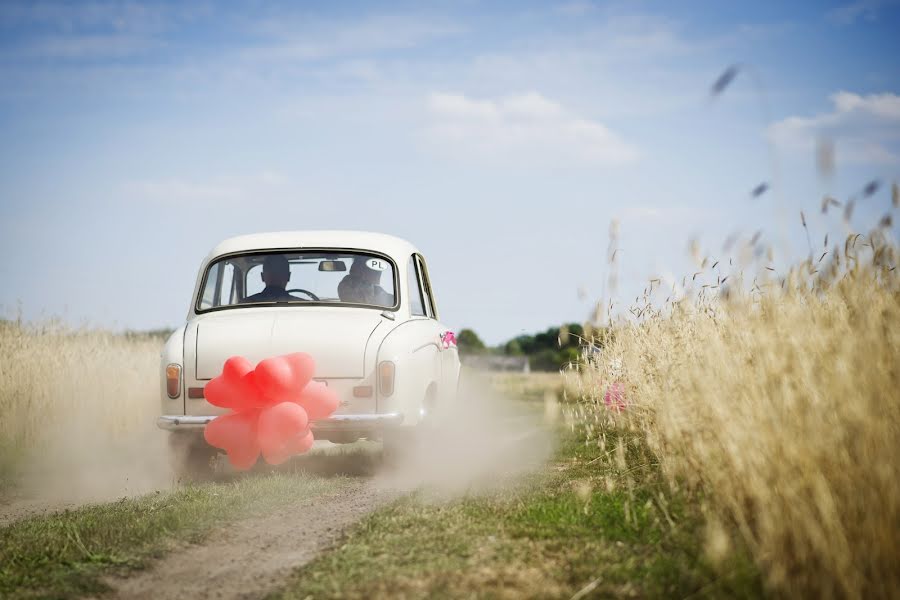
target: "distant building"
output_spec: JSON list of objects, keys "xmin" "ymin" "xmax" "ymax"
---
[{"xmin": 460, "ymin": 354, "xmax": 530, "ymax": 373}]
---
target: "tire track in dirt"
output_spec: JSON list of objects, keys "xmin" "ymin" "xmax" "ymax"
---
[{"xmin": 102, "ymin": 478, "xmax": 394, "ymax": 600}]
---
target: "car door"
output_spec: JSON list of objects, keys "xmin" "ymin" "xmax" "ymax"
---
[{"xmin": 412, "ymin": 254, "xmax": 459, "ymax": 403}]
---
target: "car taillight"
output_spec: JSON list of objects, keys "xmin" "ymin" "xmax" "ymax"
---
[
  {"xmin": 378, "ymin": 361, "xmax": 395, "ymax": 396},
  {"xmin": 166, "ymin": 364, "xmax": 182, "ymax": 399}
]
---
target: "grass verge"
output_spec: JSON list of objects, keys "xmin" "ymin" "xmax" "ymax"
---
[
  {"xmin": 0, "ymin": 472, "xmax": 351, "ymax": 599},
  {"xmin": 271, "ymin": 430, "xmax": 762, "ymax": 599}
]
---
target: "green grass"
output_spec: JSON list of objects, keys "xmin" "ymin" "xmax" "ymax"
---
[
  {"xmin": 0, "ymin": 472, "xmax": 351, "ymax": 599},
  {"xmin": 271, "ymin": 432, "xmax": 763, "ymax": 599}
]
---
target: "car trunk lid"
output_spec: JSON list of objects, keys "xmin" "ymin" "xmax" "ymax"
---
[{"xmin": 194, "ymin": 308, "xmax": 383, "ymax": 380}]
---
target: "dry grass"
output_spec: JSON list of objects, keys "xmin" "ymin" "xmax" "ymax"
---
[
  {"xmin": 574, "ymin": 227, "xmax": 900, "ymax": 598},
  {"xmin": 0, "ymin": 321, "xmax": 163, "ymax": 488}
]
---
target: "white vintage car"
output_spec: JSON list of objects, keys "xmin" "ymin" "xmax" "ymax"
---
[{"xmin": 158, "ymin": 230, "xmax": 460, "ymax": 471}]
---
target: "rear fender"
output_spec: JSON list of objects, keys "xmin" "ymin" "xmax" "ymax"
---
[
  {"xmin": 376, "ymin": 320, "xmax": 442, "ymax": 426},
  {"xmin": 160, "ymin": 325, "xmax": 187, "ymax": 415}
]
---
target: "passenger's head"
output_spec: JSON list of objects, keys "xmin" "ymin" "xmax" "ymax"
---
[
  {"xmin": 350, "ymin": 257, "xmax": 382, "ymax": 284},
  {"xmin": 261, "ymin": 254, "xmax": 291, "ymax": 289}
]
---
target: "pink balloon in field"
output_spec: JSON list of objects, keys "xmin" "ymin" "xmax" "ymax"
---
[{"xmin": 604, "ymin": 382, "xmax": 627, "ymax": 412}]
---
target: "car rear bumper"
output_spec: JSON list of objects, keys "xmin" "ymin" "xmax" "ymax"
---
[{"xmin": 157, "ymin": 412, "xmax": 404, "ymax": 433}]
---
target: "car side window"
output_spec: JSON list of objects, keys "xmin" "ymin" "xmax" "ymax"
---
[
  {"xmin": 220, "ymin": 263, "xmax": 235, "ymax": 304},
  {"xmin": 200, "ymin": 262, "xmax": 236, "ymax": 308},
  {"xmin": 199, "ymin": 263, "xmax": 220, "ymax": 310},
  {"xmin": 415, "ymin": 255, "xmax": 436, "ymax": 319},
  {"xmin": 408, "ymin": 256, "xmax": 426, "ymax": 317}
]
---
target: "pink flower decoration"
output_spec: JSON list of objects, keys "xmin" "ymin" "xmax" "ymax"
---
[
  {"xmin": 603, "ymin": 382, "xmax": 627, "ymax": 412},
  {"xmin": 203, "ymin": 352, "xmax": 339, "ymax": 469},
  {"xmin": 441, "ymin": 330, "xmax": 457, "ymax": 349}
]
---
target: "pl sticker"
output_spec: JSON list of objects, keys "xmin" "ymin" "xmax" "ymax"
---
[{"xmin": 366, "ymin": 258, "xmax": 388, "ymax": 272}]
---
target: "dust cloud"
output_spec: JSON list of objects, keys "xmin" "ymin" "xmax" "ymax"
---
[
  {"xmin": 374, "ymin": 370, "xmax": 556, "ymax": 496},
  {"xmin": 15, "ymin": 416, "xmax": 172, "ymax": 507},
  {"xmin": 0, "ymin": 328, "xmax": 174, "ymax": 522}
]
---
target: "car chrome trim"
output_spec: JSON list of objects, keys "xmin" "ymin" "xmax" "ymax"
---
[
  {"xmin": 157, "ymin": 415, "xmax": 215, "ymax": 429},
  {"xmin": 311, "ymin": 413, "xmax": 404, "ymax": 430},
  {"xmin": 157, "ymin": 413, "xmax": 404, "ymax": 431}
]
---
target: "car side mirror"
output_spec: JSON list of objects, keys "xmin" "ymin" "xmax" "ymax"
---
[{"xmin": 319, "ymin": 260, "xmax": 347, "ymax": 272}]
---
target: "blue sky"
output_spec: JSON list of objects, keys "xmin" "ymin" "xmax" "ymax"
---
[{"xmin": 1, "ymin": 0, "xmax": 898, "ymax": 344}]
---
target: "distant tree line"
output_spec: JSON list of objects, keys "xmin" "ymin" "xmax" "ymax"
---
[{"xmin": 456, "ymin": 323, "xmax": 600, "ymax": 372}]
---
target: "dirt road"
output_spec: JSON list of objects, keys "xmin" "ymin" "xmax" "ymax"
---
[
  {"xmin": 3, "ymin": 375, "xmax": 551, "ymax": 599},
  {"xmin": 102, "ymin": 478, "xmax": 393, "ymax": 600}
]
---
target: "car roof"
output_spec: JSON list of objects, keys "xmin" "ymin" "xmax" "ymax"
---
[{"xmin": 204, "ymin": 230, "xmax": 420, "ymax": 264}]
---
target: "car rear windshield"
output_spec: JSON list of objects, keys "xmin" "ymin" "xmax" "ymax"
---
[{"xmin": 197, "ymin": 251, "xmax": 398, "ymax": 311}]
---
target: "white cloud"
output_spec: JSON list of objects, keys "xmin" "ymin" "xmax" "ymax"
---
[
  {"xmin": 429, "ymin": 93, "xmax": 500, "ymax": 120},
  {"xmin": 425, "ymin": 91, "xmax": 639, "ymax": 166},
  {"xmin": 768, "ymin": 91, "xmax": 900, "ymax": 165},
  {"xmin": 832, "ymin": 91, "xmax": 900, "ymax": 119}
]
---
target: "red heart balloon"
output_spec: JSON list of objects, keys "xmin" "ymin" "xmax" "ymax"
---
[
  {"xmin": 289, "ymin": 429, "xmax": 315, "ymax": 454},
  {"xmin": 260, "ymin": 430, "xmax": 315, "ymax": 465},
  {"xmin": 204, "ymin": 410, "xmax": 260, "ymax": 470},
  {"xmin": 255, "ymin": 353, "xmax": 315, "ymax": 405},
  {"xmin": 257, "ymin": 402, "xmax": 312, "ymax": 465},
  {"xmin": 296, "ymin": 380, "xmax": 340, "ymax": 421},
  {"xmin": 205, "ymin": 356, "xmax": 259, "ymax": 411}
]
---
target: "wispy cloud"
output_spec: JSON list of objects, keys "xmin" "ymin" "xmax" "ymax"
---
[
  {"xmin": 12, "ymin": 33, "xmax": 160, "ymax": 59},
  {"xmin": 424, "ymin": 91, "xmax": 639, "ymax": 166},
  {"xmin": 617, "ymin": 203, "xmax": 702, "ymax": 228},
  {"xmin": 0, "ymin": 1, "xmax": 173, "ymax": 30},
  {"xmin": 0, "ymin": 1, "xmax": 209, "ymax": 61},
  {"xmin": 123, "ymin": 171, "xmax": 289, "ymax": 205},
  {"xmin": 768, "ymin": 91, "xmax": 900, "ymax": 165},
  {"xmin": 241, "ymin": 15, "xmax": 462, "ymax": 63},
  {"xmin": 1, "ymin": 5, "xmax": 458, "ymax": 66},
  {"xmin": 826, "ymin": 0, "xmax": 900, "ymax": 25},
  {"xmin": 556, "ymin": 1, "xmax": 596, "ymax": 17}
]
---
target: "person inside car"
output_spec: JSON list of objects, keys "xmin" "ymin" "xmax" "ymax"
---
[
  {"xmin": 338, "ymin": 257, "xmax": 394, "ymax": 306},
  {"xmin": 241, "ymin": 255, "xmax": 300, "ymax": 303}
]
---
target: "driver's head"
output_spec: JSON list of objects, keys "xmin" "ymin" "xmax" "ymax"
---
[{"xmin": 261, "ymin": 254, "xmax": 290, "ymax": 289}]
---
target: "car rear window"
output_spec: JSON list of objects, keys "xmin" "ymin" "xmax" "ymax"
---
[{"xmin": 197, "ymin": 251, "xmax": 398, "ymax": 311}]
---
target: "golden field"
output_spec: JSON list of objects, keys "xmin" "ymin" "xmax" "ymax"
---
[
  {"xmin": 575, "ymin": 226, "xmax": 899, "ymax": 598},
  {"xmin": 0, "ymin": 322, "xmax": 162, "ymax": 486}
]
